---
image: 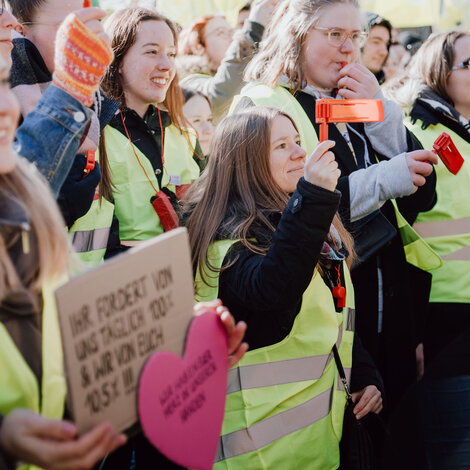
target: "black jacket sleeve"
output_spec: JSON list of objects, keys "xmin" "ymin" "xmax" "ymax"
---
[
  {"xmin": 219, "ymin": 178, "xmax": 340, "ymax": 349},
  {"xmin": 350, "ymin": 334, "xmax": 385, "ymax": 397}
]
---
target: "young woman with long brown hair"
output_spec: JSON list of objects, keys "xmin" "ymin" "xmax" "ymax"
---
[
  {"xmin": 100, "ymin": 7, "xmax": 200, "ymax": 249},
  {"xmin": 185, "ymin": 106, "xmax": 383, "ymax": 469}
]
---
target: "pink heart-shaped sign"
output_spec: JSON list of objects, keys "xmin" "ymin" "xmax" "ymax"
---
[{"xmin": 138, "ymin": 312, "xmax": 228, "ymax": 470}]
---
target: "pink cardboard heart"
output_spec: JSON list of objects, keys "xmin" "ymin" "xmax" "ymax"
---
[{"xmin": 138, "ymin": 312, "xmax": 228, "ymax": 470}]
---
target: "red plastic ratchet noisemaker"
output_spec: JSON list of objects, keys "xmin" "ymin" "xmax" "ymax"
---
[
  {"xmin": 432, "ymin": 132, "xmax": 464, "ymax": 175},
  {"xmin": 315, "ymin": 99, "xmax": 385, "ymax": 142}
]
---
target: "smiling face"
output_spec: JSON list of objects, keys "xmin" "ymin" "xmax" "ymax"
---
[
  {"xmin": 183, "ymin": 94, "xmax": 214, "ymax": 156},
  {"xmin": 301, "ymin": 3, "xmax": 361, "ymax": 89},
  {"xmin": 119, "ymin": 20, "xmax": 176, "ymax": 117},
  {"xmin": 0, "ymin": 56, "xmax": 20, "ymax": 173},
  {"xmin": 362, "ymin": 25, "xmax": 390, "ymax": 73},
  {"xmin": 269, "ymin": 114, "xmax": 306, "ymax": 194},
  {"xmin": 447, "ymin": 35, "xmax": 470, "ymax": 119},
  {"xmin": 20, "ymin": 0, "xmax": 82, "ymax": 73}
]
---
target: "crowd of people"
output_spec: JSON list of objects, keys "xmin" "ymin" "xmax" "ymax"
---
[{"xmin": 0, "ymin": 0, "xmax": 468, "ymax": 468}]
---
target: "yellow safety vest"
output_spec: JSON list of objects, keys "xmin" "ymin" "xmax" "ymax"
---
[
  {"xmin": 105, "ymin": 124, "xmax": 198, "ymax": 242},
  {"xmin": 196, "ymin": 239, "xmax": 355, "ymax": 469},
  {"xmin": 69, "ymin": 183, "xmax": 114, "ymax": 268},
  {"xmin": 231, "ymin": 83, "xmax": 441, "ymax": 271},
  {"xmin": 0, "ymin": 283, "xmax": 66, "ymax": 470},
  {"xmin": 406, "ymin": 120, "xmax": 470, "ymax": 303}
]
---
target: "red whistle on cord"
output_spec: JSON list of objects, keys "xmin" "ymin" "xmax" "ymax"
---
[
  {"xmin": 432, "ymin": 132, "xmax": 464, "ymax": 175},
  {"xmin": 82, "ymin": 150, "xmax": 96, "ymax": 177},
  {"xmin": 315, "ymin": 99, "xmax": 385, "ymax": 142}
]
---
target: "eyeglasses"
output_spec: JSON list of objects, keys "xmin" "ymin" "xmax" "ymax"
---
[
  {"xmin": 452, "ymin": 59, "xmax": 470, "ymax": 71},
  {"xmin": 0, "ymin": 0, "xmax": 5, "ymax": 15},
  {"xmin": 313, "ymin": 26, "xmax": 369, "ymax": 48}
]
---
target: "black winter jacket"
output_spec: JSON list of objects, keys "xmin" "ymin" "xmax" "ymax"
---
[{"xmin": 217, "ymin": 178, "xmax": 383, "ymax": 394}]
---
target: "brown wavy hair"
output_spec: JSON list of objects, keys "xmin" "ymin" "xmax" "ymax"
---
[
  {"xmin": 184, "ymin": 106, "xmax": 354, "ymax": 288},
  {"xmin": 101, "ymin": 7, "xmax": 187, "ymax": 134}
]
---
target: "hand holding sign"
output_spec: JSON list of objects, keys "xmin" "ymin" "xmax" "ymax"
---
[
  {"xmin": 0, "ymin": 409, "xmax": 125, "ymax": 470},
  {"xmin": 138, "ymin": 312, "xmax": 229, "ymax": 470},
  {"xmin": 194, "ymin": 299, "xmax": 248, "ymax": 368}
]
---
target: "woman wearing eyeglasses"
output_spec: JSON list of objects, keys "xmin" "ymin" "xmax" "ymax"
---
[
  {"xmin": 237, "ymin": 0, "xmax": 438, "ymax": 415},
  {"xmin": 384, "ymin": 31, "xmax": 470, "ymax": 467}
]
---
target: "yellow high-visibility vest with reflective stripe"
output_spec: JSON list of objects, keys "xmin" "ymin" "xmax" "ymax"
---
[
  {"xmin": 406, "ymin": 119, "xmax": 470, "ymax": 303},
  {"xmin": 231, "ymin": 82, "xmax": 441, "ymax": 272},
  {"xmin": 105, "ymin": 124, "xmax": 198, "ymax": 242},
  {"xmin": 196, "ymin": 239, "xmax": 355, "ymax": 469},
  {"xmin": 0, "ymin": 282, "xmax": 66, "ymax": 470},
  {"xmin": 69, "ymin": 192, "xmax": 114, "ymax": 268}
]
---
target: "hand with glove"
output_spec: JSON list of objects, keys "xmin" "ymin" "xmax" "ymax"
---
[
  {"xmin": 58, "ymin": 154, "xmax": 101, "ymax": 228},
  {"xmin": 52, "ymin": 7, "xmax": 114, "ymax": 107}
]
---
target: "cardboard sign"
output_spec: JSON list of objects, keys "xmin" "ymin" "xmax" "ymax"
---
[
  {"xmin": 55, "ymin": 228, "xmax": 195, "ymax": 434},
  {"xmin": 139, "ymin": 312, "xmax": 228, "ymax": 470}
]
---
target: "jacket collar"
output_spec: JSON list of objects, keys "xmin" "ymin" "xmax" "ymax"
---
[{"xmin": 410, "ymin": 87, "xmax": 470, "ymax": 143}]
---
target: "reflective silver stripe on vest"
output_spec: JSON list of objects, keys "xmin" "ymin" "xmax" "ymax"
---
[
  {"xmin": 442, "ymin": 245, "xmax": 470, "ymax": 261},
  {"xmin": 227, "ymin": 312, "xmax": 355, "ymax": 395},
  {"xmin": 414, "ymin": 217, "xmax": 470, "ymax": 239},
  {"xmin": 71, "ymin": 227, "xmax": 110, "ymax": 253},
  {"xmin": 227, "ymin": 354, "xmax": 331, "ymax": 394},
  {"xmin": 215, "ymin": 387, "xmax": 332, "ymax": 462}
]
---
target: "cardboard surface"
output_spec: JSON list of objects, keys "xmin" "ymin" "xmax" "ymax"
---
[
  {"xmin": 138, "ymin": 312, "xmax": 228, "ymax": 470},
  {"xmin": 56, "ymin": 228, "xmax": 195, "ymax": 434}
]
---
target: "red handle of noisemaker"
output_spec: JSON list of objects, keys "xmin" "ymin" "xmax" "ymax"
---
[
  {"xmin": 432, "ymin": 132, "xmax": 464, "ymax": 175},
  {"xmin": 315, "ymin": 99, "xmax": 385, "ymax": 142}
]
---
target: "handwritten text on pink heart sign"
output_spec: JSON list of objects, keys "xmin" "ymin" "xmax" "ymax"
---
[{"xmin": 138, "ymin": 312, "xmax": 228, "ymax": 470}]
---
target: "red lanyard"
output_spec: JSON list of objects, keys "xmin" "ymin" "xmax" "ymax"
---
[{"xmin": 119, "ymin": 108, "xmax": 168, "ymax": 192}]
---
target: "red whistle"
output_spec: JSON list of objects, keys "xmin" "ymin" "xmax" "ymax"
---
[
  {"xmin": 82, "ymin": 150, "xmax": 96, "ymax": 177},
  {"xmin": 340, "ymin": 62, "xmax": 348, "ymax": 68},
  {"xmin": 332, "ymin": 285, "xmax": 346, "ymax": 308},
  {"xmin": 315, "ymin": 99, "xmax": 384, "ymax": 142},
  {"xmin": 432, "ymin": 132, "xmax": 464, "ymax": 175},
  {"xmin": 83, "ymin": 0, "xmax": 92, "ymax": 6}
]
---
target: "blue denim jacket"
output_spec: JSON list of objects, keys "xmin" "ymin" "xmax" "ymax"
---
[
  {"xmin": 14, "ymin": 85, "xmax": 92, "ymax": 197},
  {"xmin": 14, "ymin": 85, "xmax": 120, "ymax": 197}
]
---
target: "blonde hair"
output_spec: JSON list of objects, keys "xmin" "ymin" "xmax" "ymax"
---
[
  {"xmin": 383, "ymin": 30, "xmax": 470, "ymax": 113},
  {"xmin": 0, "ymin": 157, "xmax": 70, "ymax": 296},
  {"xmin": 245, "ymin": 0, "xmax": 360, "ymax": 92}
]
